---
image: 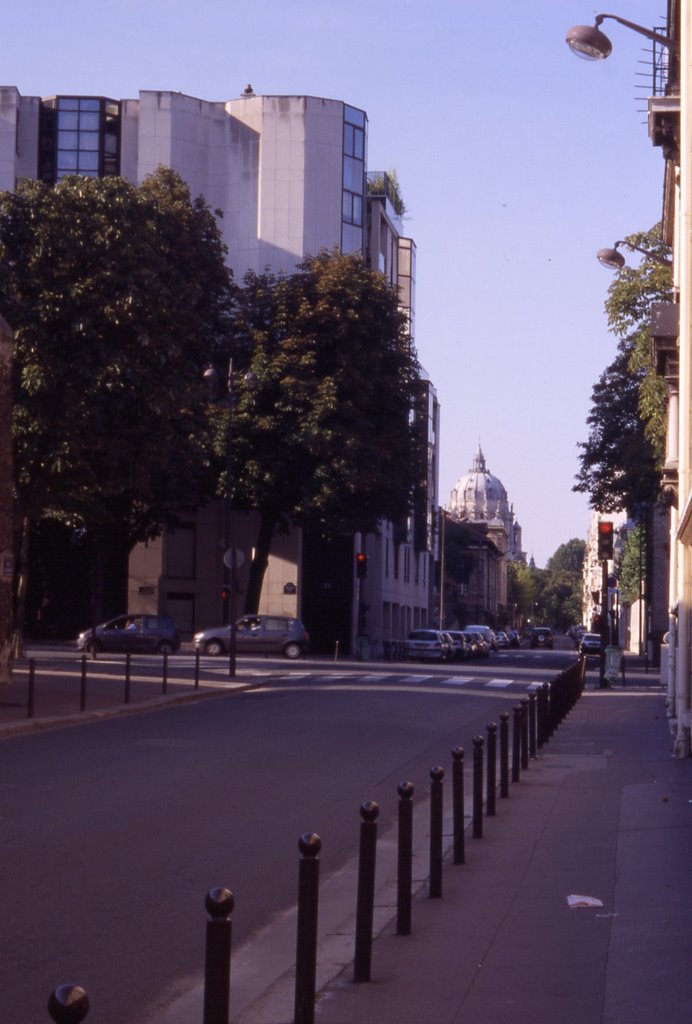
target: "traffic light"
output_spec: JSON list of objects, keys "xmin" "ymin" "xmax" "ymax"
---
[
  {"xmin": 597, "ymin": 521, "xmax": 614, "ymax": 560},
  {"xmin": 356, "ymin": 552, "xmax": 368, "ymax": 579}
]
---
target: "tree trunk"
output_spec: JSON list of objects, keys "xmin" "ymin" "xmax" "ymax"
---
[{"xmin": 244, "ymin": 510, "xmax": 278, "ymax": 614}]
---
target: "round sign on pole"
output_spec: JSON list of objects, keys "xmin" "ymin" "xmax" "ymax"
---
[{"xmin": 223, "ymin": 548, "xmax": 245, "ymax": 569}]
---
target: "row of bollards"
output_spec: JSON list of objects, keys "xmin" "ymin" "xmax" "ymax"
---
[
  {"xmin": 24, "ymin": 651, "xmax": 204, "ymax": 718},
  {"xmin": 46, "ymin": 661, "xmax": 585, "ymax": 1024}
]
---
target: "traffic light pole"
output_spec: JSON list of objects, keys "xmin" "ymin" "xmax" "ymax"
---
[{"xmin": 599, "ymin": 558, "xmax": 608, "ymax": 687}]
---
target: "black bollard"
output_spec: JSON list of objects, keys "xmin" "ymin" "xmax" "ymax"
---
[
  {"xmin": 195, "ymin": 649, "xmax": 201, "ymax": 689},
  {"xmin": 528, "ymin": 691, "xmax": 537, "ymax": 758},
  {"xmin": 520, "ymin": 697, "xmax": 529, "ymax": 771},
  {"xmin": 124, "ymin": 652, "xmax": 131, "ymax": 704},
  {"xmin": 294, "ymin": 832, "xmax": 321, "ymax": 1024},
  {"xmin": 486, "ymin": 723, "xmax": 497, "ymax": 817},
  {"xmin": 512, "ymin": 703, "xmax": 522, "ymax": 783},
  {"xmin": 203, "ymin": 887, "xmax": 234, "ymax": 1024},
  {"xmin": 162, "ymin": 650, "xmax": 168, "ymax": 694},
  {"xmin": 499, "ymin": 712, "xmax": 509, "ymax": 798},
  {"xmin": 27, "ymin": 658, "xmax": 36, "ymax": 718},
  {"xmin": 80, "ymin": 656, "xmax": 87, "ymax": 711},
  {"xmin": 354, "ymin": 801, "xmax": 380, "ymax": 981},
  {"xmin": 452, "ymin": 747, "xmax": 465, "ymax": 864},
  {"xmin": 397, "ymin": 781, "xmax": 414, "ymax": 935},
  {"xmin": 472, "ymin": 736, "xmax": 484, "ymax": 838},
  {"xmin": 47, "ymin": 985, "xmax": 89, "ymax": 1023},
  {"xmin": 429, "ymin": 766, "xmax": 444, "ymax": 898}
]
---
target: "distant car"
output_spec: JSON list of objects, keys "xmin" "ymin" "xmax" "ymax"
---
[
  {"xmin": 495, "ymin": 631, "xmax": 510, "ymax": 648},
  {"xmin": 579, "ymin": 632, "xmax": 602, "ymax": 657},
  {"xmin": 407, "ymin": 629, "xmax": 448, "ymax": 661},
  {"xmin": 462, "ymin": 630, "xmax": 490, "ymax": 658},
  {"xmin": 507, "ymin": 629, "xmax": 520, "ymax": 648},
  {"xmin": 464, "ymin": 625, "xmax": 497, "ymax": 651},
  {"xmin": 194, "ymin": 615, "xmax": 309, "ymax": 660},
  {"xmin": 445, "ymin": 630, "xmax": 471, "ymax": 660},
  {"xmin": 77, "ymin": 614, "xmax": 180, "ymax": 655},
  {"xmin": 529, "ymin": 627, "xmax": 554, "ymax": 649}
]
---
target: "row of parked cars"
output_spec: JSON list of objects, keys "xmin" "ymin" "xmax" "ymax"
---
[{"xmin": 407, "ymin": 626, "xmax": 503, "ymax": 662}]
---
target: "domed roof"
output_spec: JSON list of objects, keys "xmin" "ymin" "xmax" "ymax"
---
[{"xmin": 450, "ymin": 445, "xmax": 509, "ymax": 522}]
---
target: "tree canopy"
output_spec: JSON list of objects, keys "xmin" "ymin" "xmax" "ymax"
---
[
  {"xmin": 0, "ymin": 168, "xmax": 234, "ymax": 549},
  {"xmin": 218, "ymin": 250, "xmax": 421, "ymax": 611},
  {"xmin": 574, "ymin": 225, "xmax": 672, "ymax": 514}
]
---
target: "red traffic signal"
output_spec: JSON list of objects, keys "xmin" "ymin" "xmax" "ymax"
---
[
  {"xmin": 597, "ymin": 521, "xmax": 614, "ymax": 561},
  {"xmin": 356, "ymin": 552, "xmax": 368, "ymax": 579},
  {"xmin": 221, "ymin": 586, "xmax": 230, "ymax": 602}
]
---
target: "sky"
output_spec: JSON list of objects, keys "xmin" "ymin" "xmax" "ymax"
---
[{"xmin": 2, "ymin": 0, "xmax": 669, "ymax": 566}]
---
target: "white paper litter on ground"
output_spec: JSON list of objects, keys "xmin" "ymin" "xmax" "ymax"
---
[{"xmin": 566, "ymin": 894, "xmax": 604, "ymax": 908}]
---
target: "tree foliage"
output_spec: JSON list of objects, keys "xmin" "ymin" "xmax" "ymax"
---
[
  {"xmin": 0, "ymin": 169, "xmax": 235, "ymax": 619},
  {"xmin": 219, "ymin": 249, "xmax": 420, "ymax": 611},
  {"xmin": 574, "ymin": 226, "xmax": 672, "ymax": 514},
  {"xmin": 0, "ymin": 168, "xmax": 233, "ymax": 541}
]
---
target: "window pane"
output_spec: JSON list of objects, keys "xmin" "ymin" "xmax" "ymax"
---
[
  {"xmin": 57, "ymin": 151, "xmax": 78, "ymax": 170},
  {"xmin": 78, "ymin": 151, "xmax": 99, "ymax": 171},
  {"xmin": 343, "ymin": 155, "xmax": 362, "ymax": 192},
  {"xmin": 352, "ymin": 193, "xmax": 362, "ymax": 226},
  {"xmin": 342, "ymin": 190, "xmax": 351, "ymax": 220},
  {"xmin": 80, "ymin": 131, "xmax": 100, "ymax": 151},
  {"xmin": 58, "ymin": 130, "xmax": 79, "ymax": 149},
  {"xmin": 343, "ymin": 123, "xmax": 354, "ymax": 156},
  {"xmin": 79, "ymin": 112, "xmax": 100, "ymax": 131},
  {"xmin": 344, "ymin": 104, "xmax": 365, "ymax": 128},
  {"xmin": 59, "ymin": 111, "xmax": 79, "ymax": 130},
  {"xmin": 353, "ymin": 127, "xmax": 364, "ymax": 160},
  {"xmin": 58, "ymin": 98, "xmax": 79, "ymax": 111},
  {"xmin": 79, "ymin": 98, "xmax": 100, "ymax": 111}
]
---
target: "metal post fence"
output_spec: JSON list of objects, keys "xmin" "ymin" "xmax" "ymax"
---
[
  {"xmin": 203, "ymin": 888, "xmax": 234, "ymax": 1024},
  {"xmin": 429, "ymin": 767, "xmax": 444, "ymax": 898},
  {"xmin": 472, "ymin": 736, "xmax": 484, "ymax": 838},
  {"xmin": 27, "ymin": 658, "xmax": 35, "ymax": 718},
  {"xmin": 80, "ymin": 656, "xmax": 87, "ymax": 711},
  {"xmin": 48, "ymin": 985, "xmax": 89, "ymax": 1023},
  {"xmin": 452, "ymin": 747, "xmax": 465, "ymax": 864},
  {"xmin": 512, "ymin": 704, "xmax": 522, "ymax": 783},
  {"xmin": 396, "ymin": 782, "xmax": 414, "ymax": 935},
  {"xmin": 521, "ymin": 698, "xmax": 529, "ymax": 771},
  {"xmin": 124, "ymin": 653, "xmax": 131, "ymax": 704},
  {"xmin": 528, "ymin": 692, "xmax": 537, "ymax": 758},
  {"xmin": 294, "ymin": 833, "xmax": 321, "ymax": 1024},
  {"xmin": 354, "ymin": 801, "xmax": 379, "ymax": 982},
  {"xmin": 499, "ymin": 711, "xmax": 509, "ymax": 798},
  {"xmin": 486, "ymin": 723, "xmax": 497, "ymax": 817}
]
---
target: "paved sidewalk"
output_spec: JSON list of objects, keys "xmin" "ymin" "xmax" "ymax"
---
[{"xmin": 307, "ymin": 677, "xmax": 692, "ymax": 1024}]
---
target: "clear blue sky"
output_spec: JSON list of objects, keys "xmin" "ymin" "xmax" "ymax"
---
[{"xmin": 3, "ymin": 0, "xmax": 667, "ymax": 566}]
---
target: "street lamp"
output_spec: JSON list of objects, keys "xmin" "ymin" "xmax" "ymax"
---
[
  {"xmin": 596, "ymin": 240, "xmax": 672, "ymax": 270},
  {"xmin": 204, "ymin": 360, "xmax": 237, "ymax": 678},
  {"xmin": 566, "ymin": 14, "xmax": 678, "ymax": 60}
]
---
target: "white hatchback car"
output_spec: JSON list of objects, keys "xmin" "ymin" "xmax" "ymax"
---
[{"xmin": 407, "ymin": 629, "xmax": 449, "ymax": 661}]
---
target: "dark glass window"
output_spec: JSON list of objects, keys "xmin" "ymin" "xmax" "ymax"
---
[{"xmin": 39, "ymin": 96, "xmax": 121, "ymax": 183}]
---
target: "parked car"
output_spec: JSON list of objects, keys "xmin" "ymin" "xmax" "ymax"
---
[
  {"xmin": 507, "ymin": 629, "xmax": 520, "ymax": 648},
  {"xmin": 445, "ymin": 630, "xmax": 471, "ymax": 660},
  {"xmin": 579, "ymin": 632, "xmax": 602, "ymax": 657},
  {"xmin": 194, "ymin": 615, "xmax": 310, "ymax": 660},
  {"xmin": 464, "ymin": 624, "xmax": 497, "ymax": 651},
  {"xmin": 529, "ymin": 627, "xmax": 554, "ymax": 649},
  {"xmin": 462, "ymin": 630, "xmax": 490, "ymax": 658},
  {"xmin": 407, "ymin": 629, "xmax": 449, "ymax": 661},
  {"xmin": 495, "ymin": 630, "xmax": 510, "ymax": 648},
  {"xmin": 77, "ymin": 614, "xmax": 180, "ymax": 655}
]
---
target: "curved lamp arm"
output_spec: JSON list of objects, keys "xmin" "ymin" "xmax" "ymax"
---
[
  {"xmin": 596, "ymin": 240, "xmax": 672, "ymax": 269},
  {"xmin": 567, "ymin": 13, "xmax": 678, "ymax": 59}
]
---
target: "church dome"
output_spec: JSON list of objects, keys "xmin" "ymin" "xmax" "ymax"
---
[{"xmin": 450, "ymin": 445, "xmax": 510, "ymax": 522}]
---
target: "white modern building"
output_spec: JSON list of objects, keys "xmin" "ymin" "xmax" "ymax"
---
[{"xmin": 0, "ymin": 86, "xmax": 439, "ymax": 654}]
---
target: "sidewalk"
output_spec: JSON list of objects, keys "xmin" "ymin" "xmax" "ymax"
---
[{"xmin": 306, "ymin": 668, "xmax": 692, "ymax": 1024}]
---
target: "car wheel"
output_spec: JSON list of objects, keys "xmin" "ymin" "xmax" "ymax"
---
[
  {"xmin": 157, "ymin": 641, "xmax": 175, "ymax": 655},
  {"xmin": 205, "ymin": 639, "xmax": 226, "ymax": 657},
  {"xmin": 283, "ymin": 642, "xmax": 302, "ymax": 660}
]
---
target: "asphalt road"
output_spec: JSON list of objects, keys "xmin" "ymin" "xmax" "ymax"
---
[{"xmin": 1, "ymin": 646, "xmax": 577, "ymax": 1024}]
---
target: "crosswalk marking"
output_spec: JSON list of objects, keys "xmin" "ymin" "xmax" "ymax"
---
[
  {"xmin": 399, "ymin": 675, "xmax": 432, "ymax": 684},
  {"xmin": 486, "ymin": 679, "xmax": 514, "ymax": 688},
  {"xmin": 441, "ymin": 677, "xmax": 475, "ymax": 686}
]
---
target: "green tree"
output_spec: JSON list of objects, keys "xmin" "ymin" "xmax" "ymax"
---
[
  {"xmin": 507, "ymin": 560, "xmax": 544, "ymax": 626},
  {"xmin": 223, "ymin": 250, "xmax": 420, "ymax": 612},
  {"xmin": 617, "ymin": 522, "xmax": 646, "ymax": 605},
  {"xmin": 542, "ymin": 539, "xmax": 586, "ymax": 630},
  {"xmin": 574, "ymin": 225, "xmax": 672, "ymax": 513},
  {"xmin": 0, "ymin": 169, "xmax": 234, "ymax": 628}
]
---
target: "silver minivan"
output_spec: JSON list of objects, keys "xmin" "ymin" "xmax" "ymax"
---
[{"xmin": 194, "ymin": 615, "xmax": 310, "ymax": 660}]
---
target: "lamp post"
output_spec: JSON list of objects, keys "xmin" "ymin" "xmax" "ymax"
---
[
  {"xmin": 566, "ymin": 14, "xmax": 678, "ymax": 60},
  {"xmin": 596, "ymin": 241, "xmax": 672, "ymax": 270},
  {"xmin": 204, "ymin": 360, "xmax": 237, "ymax": 678}
]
